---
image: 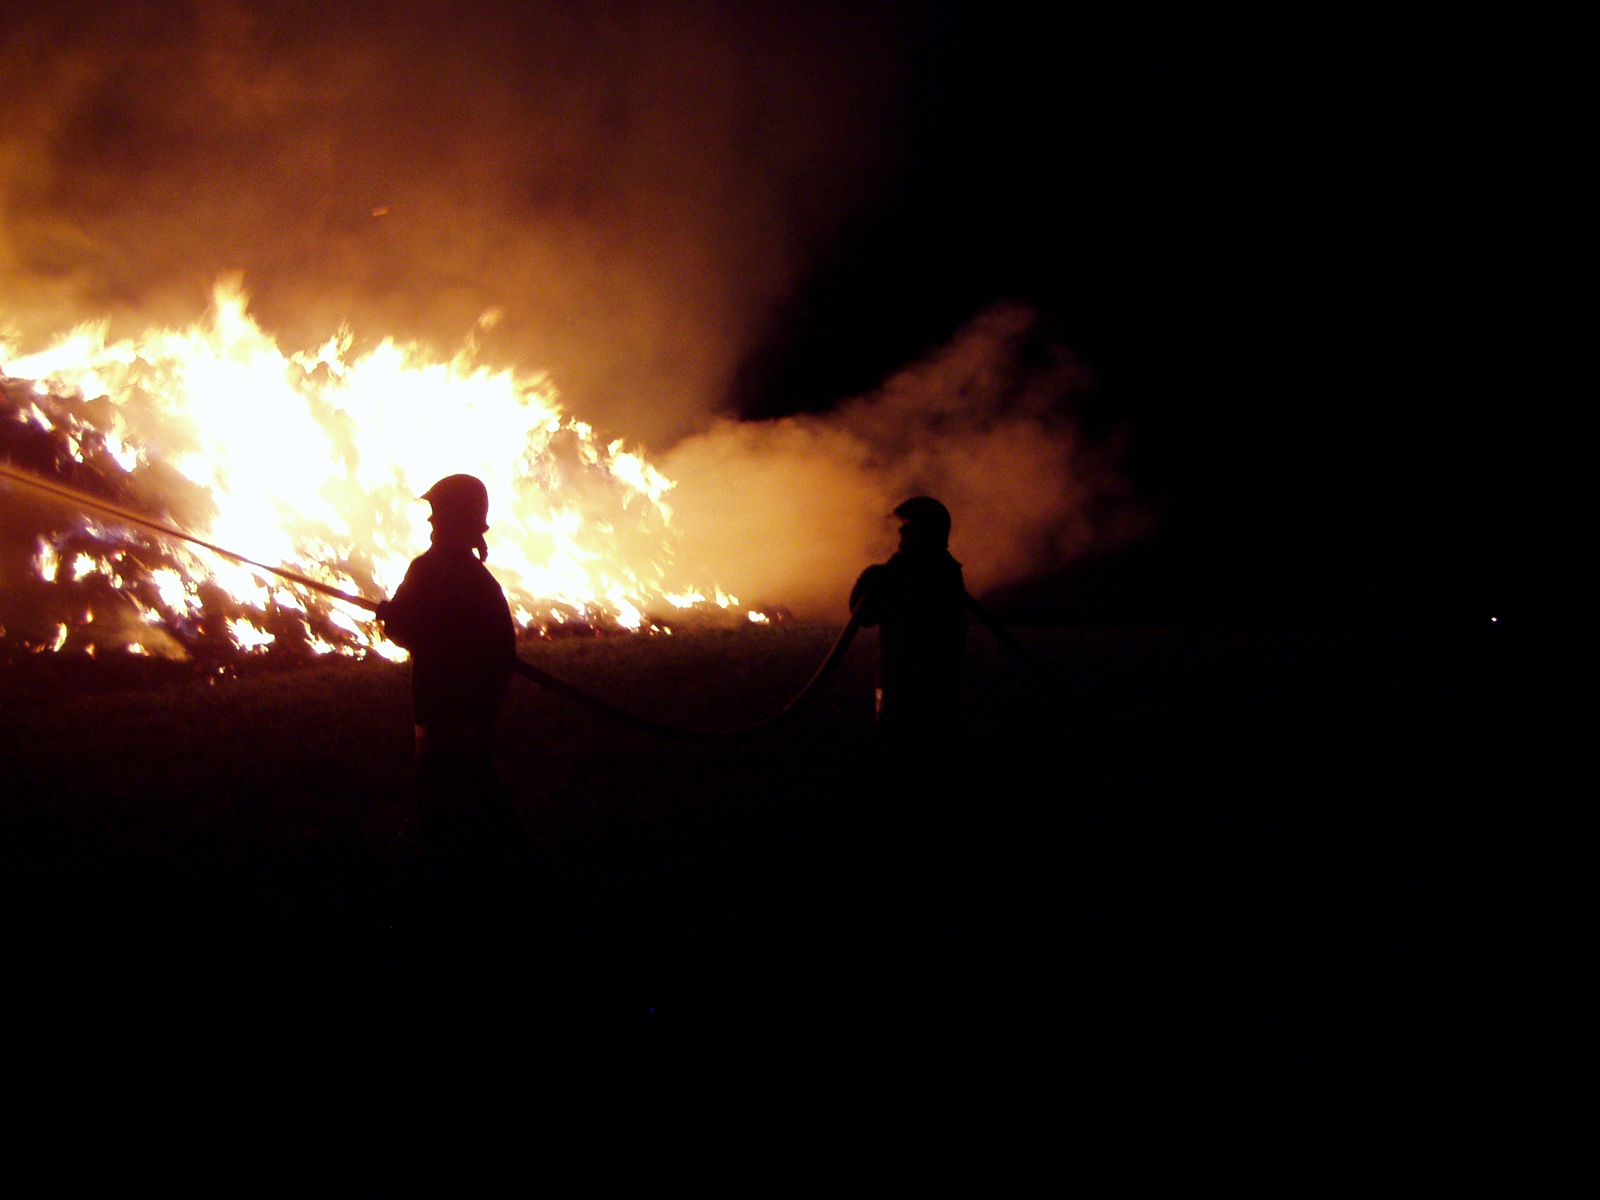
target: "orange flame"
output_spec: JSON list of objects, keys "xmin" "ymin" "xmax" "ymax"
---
[{"xmin": 2, "ymin": 280, "xmax": 745, "ymax": 655}]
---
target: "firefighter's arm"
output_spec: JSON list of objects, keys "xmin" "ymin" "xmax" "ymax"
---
[
  {"xmin": 375, "ymin": 563, "xmax": 424, "ymax": 650},
  {"xmin": 850, "ymin": 565, "xmax": 888, "ymax": 626}
]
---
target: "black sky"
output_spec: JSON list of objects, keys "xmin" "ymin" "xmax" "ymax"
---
[{"xmin": 734, "ymin": 3, "xmax": 1581, "ymax": 628}]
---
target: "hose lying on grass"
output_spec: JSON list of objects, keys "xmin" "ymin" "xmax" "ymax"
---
[
  {"xmin": 514, "ymin": 593, "xmax": 1066, "ymax": 743},
  {"xmin": 964, "ymin": 592, "xmax": 1064, "ymax": 686},
  {"xmin": 511, "ymin": 607, "xmax": 864, "ymax": 743}
]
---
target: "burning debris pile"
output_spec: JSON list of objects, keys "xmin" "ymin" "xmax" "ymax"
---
[{"xmin": 1, "ymin": 282, "xmax": 754, "ymax": 663}]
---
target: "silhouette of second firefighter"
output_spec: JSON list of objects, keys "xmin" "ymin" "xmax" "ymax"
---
[
  {"xmin": 376, "ymin": 474, "xmax": 518, "ymax": 861},
  {"xmin": 850, "ymin": 496, "xmax": 967, "ymax": 767}
]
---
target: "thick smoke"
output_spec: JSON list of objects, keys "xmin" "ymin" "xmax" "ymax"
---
[
  {"xmin": 662, "ymin": 303, "xmax": 1146, "ymax": 616},
  {"xmin": 0, "ymin": 0, "xmax": 906, "ymax": 446}
]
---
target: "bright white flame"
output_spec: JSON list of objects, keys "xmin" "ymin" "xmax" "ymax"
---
[
  {"xmin": 3, "ymin": 280, "xmax": 739, "ymax": 655},
  {"xmin": 226, "ymin": 618, "xmax": 275, "ymax": 650},
  {"xmin": 35, "ymin": 540, "xmax": 60, "ymax": 580}
]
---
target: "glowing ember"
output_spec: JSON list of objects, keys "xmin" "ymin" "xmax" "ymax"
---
[{"xmin": 1, "ymin": 281, "xmax": 747, "ymax": 657}]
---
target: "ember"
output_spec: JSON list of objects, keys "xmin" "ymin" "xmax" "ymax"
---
[{"xmin": 1, "ymin": 281, "xmax": 745, "ymax": 660}]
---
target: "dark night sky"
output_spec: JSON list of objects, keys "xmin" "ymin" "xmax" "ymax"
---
[{"xmin": 732, "ymin": 4, "xmax": 1582, "ymax": 629}]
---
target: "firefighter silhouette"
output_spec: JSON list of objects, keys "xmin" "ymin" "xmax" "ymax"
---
[
  {"xmin": 850, "ymin": 496, "xmax": 967, "ymax": 790},
  {"xmin": 376, "ymin": 474, "xmax": 520, "ymax": 865}
]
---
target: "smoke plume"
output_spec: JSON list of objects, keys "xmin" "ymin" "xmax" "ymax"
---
[
  {"xmin": 662, "ymin": 303, "xmax": 1146, "ymax": 616},
  {"xmin": 1, "ymin": 0, "xmax": 906, "ymax": 445}
]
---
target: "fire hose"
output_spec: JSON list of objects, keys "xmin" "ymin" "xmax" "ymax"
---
[
  {"xmin": 964, "ymin": 592, "xmax": 1063, "ymax": 686},
  {"xmin": 0, "ymin": 460, "xmax": 864, "ymax": 742},
  {"xmin": 0, "ymin": 461, "xmax": 356, "ymax": 607},
  {"xmin": 3, "ymin": 461, "xmax": 1056, "ymax": 741},
  {"xmin": 518, "ymin": 595, "xmax": 1064, "ymax": 742},
  {"xmin": 511, "ymin": 611, "xmax": 863, "ymax": 744}
]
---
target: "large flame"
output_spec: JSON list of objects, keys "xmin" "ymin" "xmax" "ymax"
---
[{"xmin": 1, "ymin": 281, "xmax": 743, "ymax": 658}]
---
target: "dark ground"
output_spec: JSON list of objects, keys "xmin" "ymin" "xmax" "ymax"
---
[{"xmin": 0, "ymin": 622, "xmax": 1583, "ymax": 1185}]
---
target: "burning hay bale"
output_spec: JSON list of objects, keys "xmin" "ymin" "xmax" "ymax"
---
[{"xmin": 2, "ymin": 285, "xmax": 758, "ymax": 665}]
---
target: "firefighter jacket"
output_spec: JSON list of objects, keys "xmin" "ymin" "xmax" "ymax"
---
[
  {"xmin": 850, "ymin": 545, "xmax": 966, "ymax": 730},
  {"xmin": 379, "ymin": 543, "xmax": 516, "ymax": 730}
]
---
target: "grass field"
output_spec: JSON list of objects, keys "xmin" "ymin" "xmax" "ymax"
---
[{"xmin": 0, "ymin": 621, "xmax": 1581, "ymax": 1184}]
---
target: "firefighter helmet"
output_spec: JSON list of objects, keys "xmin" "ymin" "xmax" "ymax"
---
[
  {"xmin": 893, "ymin": 495, "xmax": 951, "ymax": 544},
  {"xmin": 422, "ymin": 473, "xmax": 490, "ymax": 532}
]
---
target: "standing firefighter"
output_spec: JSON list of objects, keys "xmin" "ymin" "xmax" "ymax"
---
[
  {"xmin": 850, "ymin": 496, "xmax": 968, "ymax": 792},
  {"xmin": 376, "ymin": 474, "xmax": 519, "ymax": 865}
]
